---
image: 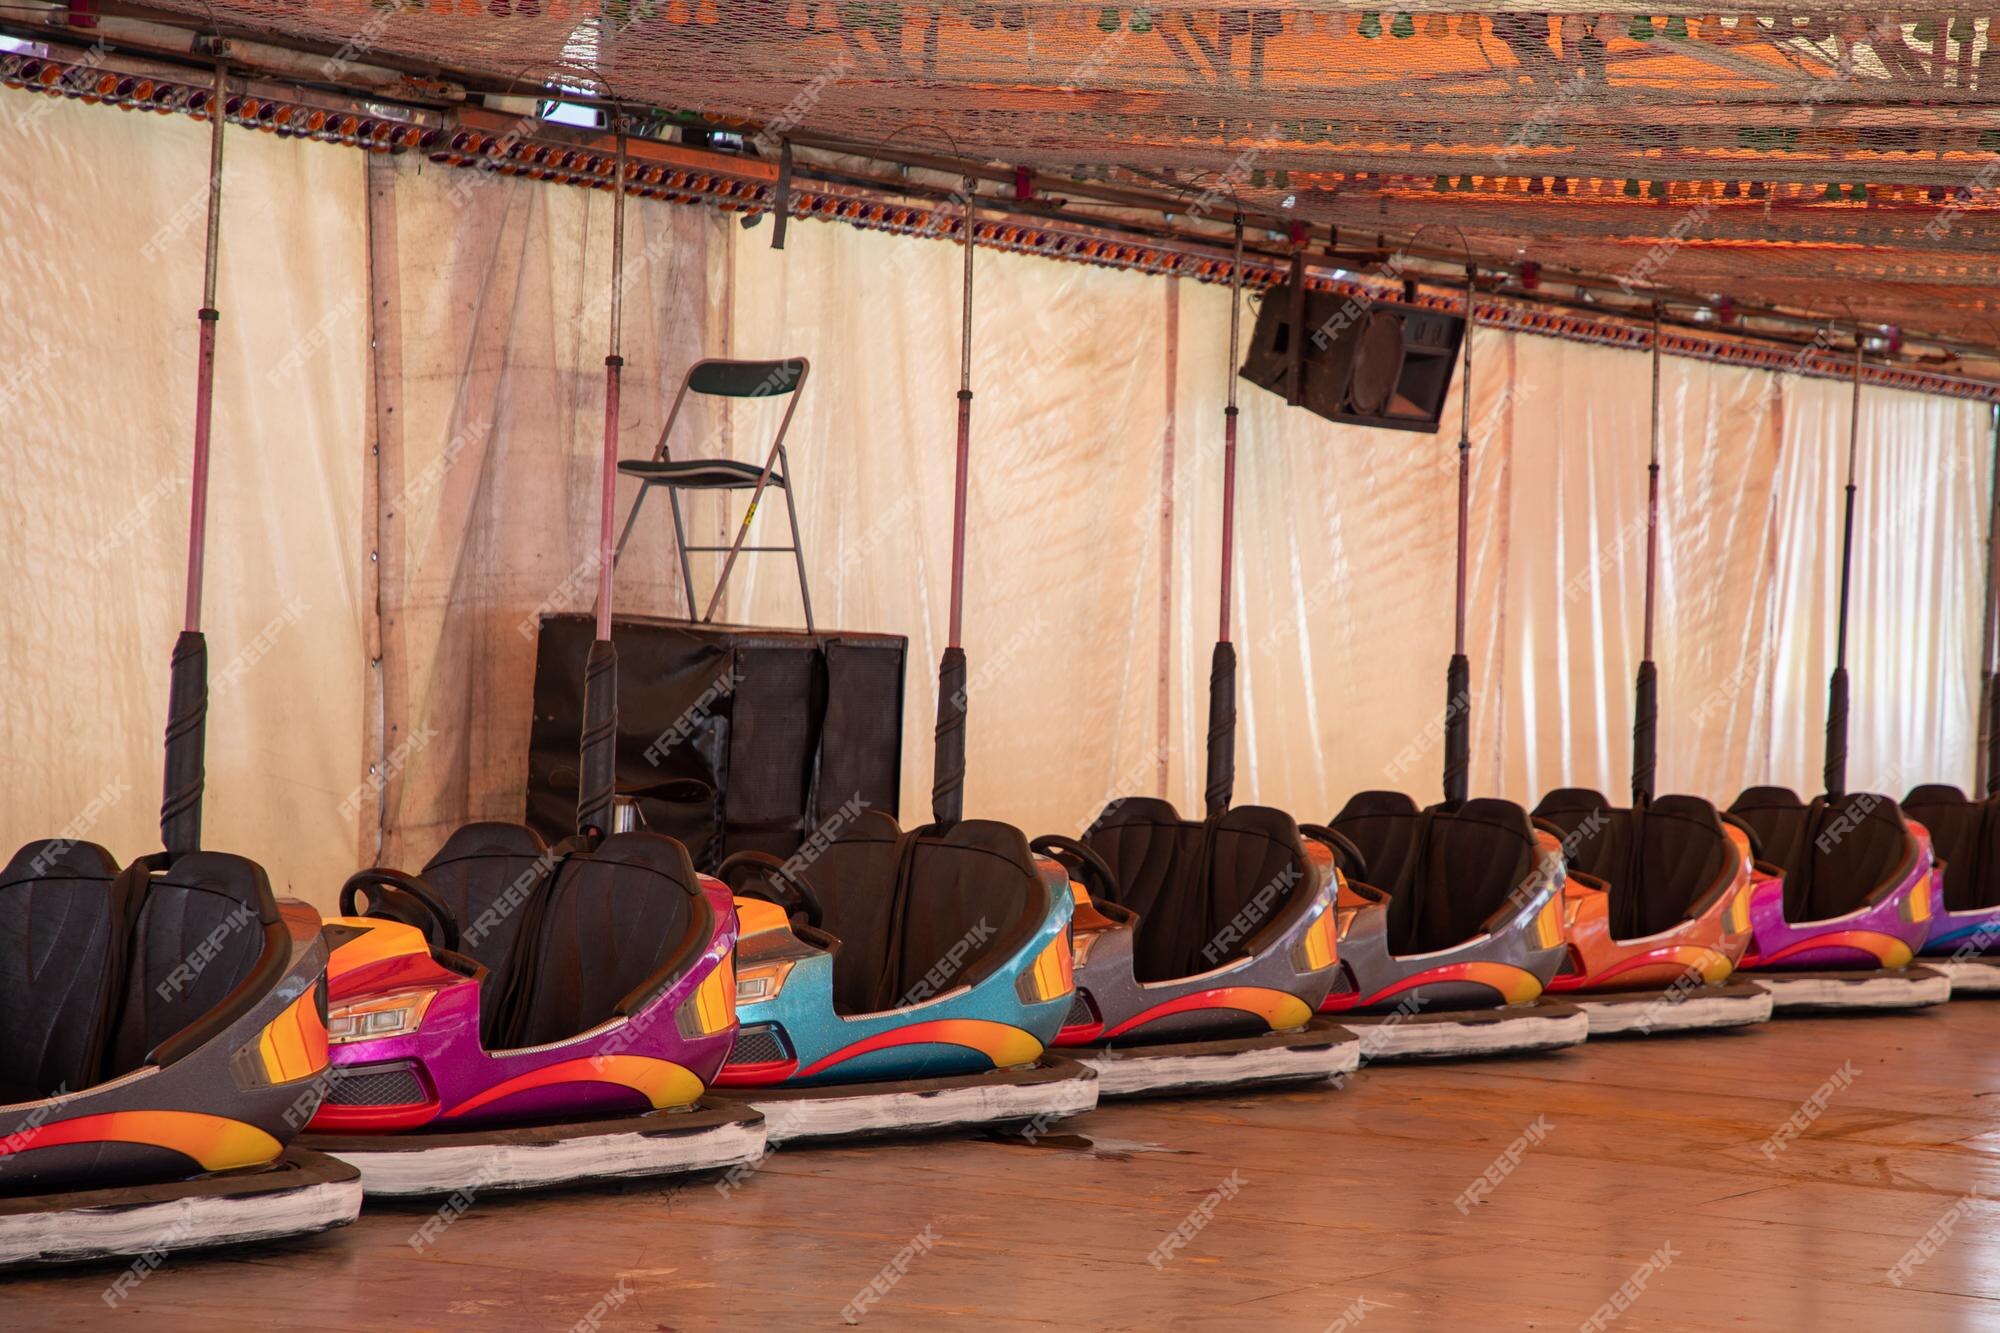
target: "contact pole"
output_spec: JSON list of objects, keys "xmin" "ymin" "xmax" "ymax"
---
[
  {"xmin": 1443, "ymin": 265, "xmax": 1476, "ymax": 807},
  {"xmin": 577, "ymin": 118, "xmax": 629, "ymax": 837},
  {"xmin": 1633, "ymin": 303, "xmax": 1663, "ymax": 805},
  {"xmin": 1204, "ymin": 216, "xmax": 1246, "ymax": 818},
  {"xmin": 1824, "ymin": 335, "xmax": 1863, "ymax": 800},
  {"xmin": 933, "ymin": 178, "xmax": 977, "ymax": 827},
  {"xmin": 161, "ymin": 62, "xmax": 229, "ymax": 858}
]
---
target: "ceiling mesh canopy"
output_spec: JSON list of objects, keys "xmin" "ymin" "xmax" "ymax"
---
[{"xmin": 143, "ymin": 2, "xmax": 2000, "ymax": 344}]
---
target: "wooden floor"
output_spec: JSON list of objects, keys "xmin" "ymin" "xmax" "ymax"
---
[{"xmin": 15, "ymin": 1001, "xmax": 2000, "ymax": 1330}]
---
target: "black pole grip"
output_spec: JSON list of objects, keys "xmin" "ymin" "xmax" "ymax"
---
[
  {"xmin": 1987, "ymin": 671, "xmax": 1999, "ymax": 797},
  {"xmin": 160, "ymin": 629, "xmax": 208, "ymax": 857},
  {"xmin": 1443, "ymin": 652, "xmax": 1471, "ymax": 808},
  {"xmin": 1632, "ymin": 659, "xmax": 1658, "ymax": 806},
  {"xmin": 932, "ymin": 646, "xmax": 967, "ymax": 828},
  {"xmin": 576, "ymin": 638, "xmax": 619, "ymax": 836},
  {"xmin": 1823, "ymin": 665, "xmax": 1849, "ymax": 800},
  {"xmin": 1204, "ymin": 641, "xmax": 1237, "ymax": 817}
]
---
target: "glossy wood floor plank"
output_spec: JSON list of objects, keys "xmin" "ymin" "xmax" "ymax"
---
[{"xmin": 10, "ymin": 1001, "xmax": 2000, "ymax": 1329}]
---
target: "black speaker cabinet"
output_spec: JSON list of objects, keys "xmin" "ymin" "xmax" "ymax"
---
[
  {"xmin": 527, "ymin": 614, "xmax": 906, "ymax": 870},
  {"xmin": 1239, "ymin": 282, "xmax": 1464, "ymax": 433}
]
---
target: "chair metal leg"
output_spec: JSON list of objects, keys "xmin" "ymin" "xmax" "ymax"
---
[
  {"xmin": 777, "ymin": 445, "xmax": 815, "ymax": 634},
  {"xmin": 700, "ymin": 441, "xmax": 788, "ymax": 626},
  {"xmin": 612, "ymin": 482, "xmax": 652, "ymax": 568},
  {"xmin": 665, "ymin": 485, "xmax": 699, "ymax": 621}
]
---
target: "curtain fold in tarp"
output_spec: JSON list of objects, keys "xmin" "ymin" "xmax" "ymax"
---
[
  {"xmin": 2, "ymin": 96, "xmax": 1993, "ymax": 914},
  {"xmin": 0, "ymin": 97, "xmax": 367, "ymax": 905},
  {"xmin": 365, "ymin": 154, "xmax": 721, "ymax": 868}
]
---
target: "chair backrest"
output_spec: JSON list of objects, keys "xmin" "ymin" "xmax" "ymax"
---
[
  {"xmin": 1337, "ymin": 796, "xmax": 1538, "ymax": 956},
  {"xmin": 0, "ymin": 841, "xmax": 129, "ymax": 1101},
  {"xmin": 687, "ymin": 357, "xmax": 807, "ymax": 399},
  {"xmin": 421, "ymin": 822, "xmax": 559, "ymax": 972},
  {"xmin": 1904, "ymin": 784, "xmax": 1998, "ymax": 913},
  {"xmin": 1083, "ymin": 799, "xmax": 1314, "ymax": 982},
  {"xmin": 503, "ymin": 833, "xmax": 704, "ymax": 1050},
  {"xmin": 893, "ymin": 821, "xmax": 1045, "ymax": 1003},
  {"xmin": 414, "ymin": 823, "xmax": 562, "ymax": 1044},
  {"xmin": 1533, "ymin": 789, "xmax": 1734, "ymax": 940},
  {"xmin": 1330, "ymin": 790, "xmax": 1424, "ymax": 896},
  {"xmin": 105, "ymin": 852, "xmax": 286, "ymax": 1079},
  {"xmin": 791, "ymin": 809, "xmax": 907, "ymax": 1016},
  {"xmin": 1732, "ymin": 788, "xmax": 1916, "ymax": 923}
]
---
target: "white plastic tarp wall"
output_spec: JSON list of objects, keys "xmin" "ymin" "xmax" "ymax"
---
[{"xmin": 2, "ymin": 95, "xmax": 1992, "ymax": 914}]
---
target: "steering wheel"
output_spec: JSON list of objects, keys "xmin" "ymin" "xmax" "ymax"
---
[
  {"xmin": 1529, "ymin": 815, "xmax": 1582, "ymax": 868},
  {"xmin": 339, "ymin": 868, "xmax": 461, "ymax": 953},
  {"xmin": 717, "ymin": 851, "xmax": 825, "ymax": 930},
  {"xmin": 1300, "ymin": 823, "xmax": 1369, "ymax": 883},
  {"xmin": 1030, "ymin": 834, "xmax": 1123, "ymax": 905},
  {"xmin": 1719, "ymin": 810, "xmax": 1766, "ymax": 862}
]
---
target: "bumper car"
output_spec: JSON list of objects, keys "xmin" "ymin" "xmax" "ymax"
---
[
  {"xmin": 1304, "ymin": 794, "xmax": 1588, "ymax": 1059},
  {"xmin": 0, "ymin": 841, "xmax": 359, "ymax": 1268},
  {"xmin": 1031, "ymin": 801, "xmax": 1358, "ymax": 1098},
  {"xmin": 1532, "ymin": 790, "xmax": 1770, "ymax": 1035},
  {"xmin": 1724, "ymin": 787, "xmax": 1947, "ymax": 1011},
  {"xmin": 0, "ymin": 74, "xmax": 359, "ymax": 1268},
  {"xmin": 297, "ymin": 823, "xmax": 761, "ymax": 1196},
  {"xmin": 1901, "ymin": 785, "xmax": 2000, "ymax": 992},
  {"xmin": 714, "ymin": 812, "xmax": 1097, "ymax": 1143}
]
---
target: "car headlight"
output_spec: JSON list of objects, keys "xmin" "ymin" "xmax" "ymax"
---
[
  {"xmin": 735, "ymin": 959, "xmax": 796, "ymax": 1005},
  {"xmin": 327, "ymin": 989, "xmax": 436, "ymax": 1045}
]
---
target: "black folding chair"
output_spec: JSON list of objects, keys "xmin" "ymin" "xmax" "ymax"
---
[{"xmin": 613, "ymin": 356, "xmax": 814, "ymax": 631}]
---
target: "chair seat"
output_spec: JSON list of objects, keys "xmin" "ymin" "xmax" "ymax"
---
[{"xmin": 617, "ymin": 458, "xmax": 786, "ymax": 489}]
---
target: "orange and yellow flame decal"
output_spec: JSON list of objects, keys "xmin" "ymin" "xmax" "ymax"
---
[
  {"xmin": 1585, "ymin": 947, "xmax": 1735, "ymax": 989},
  {"xmin": 325, "ymin": 917, "xmax": 431, "ymax": 982},
  {"xmin": 1340, "ymin": 960, "xmax": 1545, "ymax": 1008},
  {"xmin": 799, "ymin": 1019, "xmax": 1044, "ymax": 1077},
  {"xmin": 0, "ymin": 1111, "xmax": 281, "ymax": 1172},
  {"xmin": 1905, "ymin": 875, "xmax": 1935, "ymax": 925},
  {"xmin": 1297, "ymin": 907, "xmax": 1339, "ymax": 973},
  {"xmin": 1103, "ymin": 986, "xmax": 1314, "ymax": 1038},
  {"xmin": 447, "ymin": 1055, "xmax": 704, "ymax": 1118},
  {"xmin": 1757, "ymin": 931, "xmax": 1914, "ymax": 969},
  {"xmin": 251, "ymin": 985, "xmax": 330, "ymax": 1085},
  {"xmin": 1022, "ymin": 933, "xmax": 1075, "ymax": 1003},
  {"xmin": 732, "ymin": 898, "xmax": 793, "ymax": 937},
  {"xmin": 686, "ymin": 957, "xmax": 735, "ymax": 1036}
]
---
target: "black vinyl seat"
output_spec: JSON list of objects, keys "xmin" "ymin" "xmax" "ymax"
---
[
  {"xmin": 359, "ymin": 824, "xmax": 713, "ymax": 1052},
  {"xmin": 1080, "ymin": 800, "xmax": 1315, "ymax": 984},
  {"xmin": 0, "ymin": 841, "xmax": 286, "ymax": 1104},
  {"xmin": 1904, "ymin": 785, "xmax": 1999, "ymax": 912},
  {"xmin": 1730, "ymin": 787, "xmax": 1918, "ymax": 923},
  {"xmin": 1533, "ymin": 789, "xmax": 1737, "ymax": 941},
  {"xmin": 501, "ymin": 834, "xmax": 706, "ymax": 1050},
  {"xmin": 1331, "ymin": 793, "xmax": 1540, "ymax": 956},
  {"xmin": 616, "ymin": 459, "xmax": 786, "ymax": 489},
  {"xmin": 0, "ymin": 842, "xmax": 128, "ymax": 1104},
  {"xmin": 780, "ymin": 814, "xmax": 1046, "ymax": 1017}
]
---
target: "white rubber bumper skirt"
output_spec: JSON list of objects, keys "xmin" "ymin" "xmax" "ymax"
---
[
  {"xmin": 1929, "ymin": 958, "xmax": 2000, "ymax": 995},
  {"xmin": 1753, "ymin": 965, "xmax": 1951, "ymax": 1012},
  {"xmin": 1333, "ymin": 999, "xmax": 1589, "ymax": 1061},
  {"xmin": 736, "ymin": 1057, "xmax": 1098, "ymax": 1146},
  {"xmin": 1072, "ymin": 1019, "xmax": 1360, "ymax": 1099},
  {"xmin": 0, "ymin": 1147, "xmax": 361, "ymax": 1270},
  {"xmin": 1573, "ymin": 981, "xmax": 1773, "ymax": 1036},
  {"xmin": 299, "ymin": 1101, "xmax": 766, "ymax": 1198}
]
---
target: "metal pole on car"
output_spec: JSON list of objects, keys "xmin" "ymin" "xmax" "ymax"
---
[
  {"xmin": 1442, "ymin": 265, "xmax": 1476, "ymax": 808},
  {"xmin": 933, "ymin": 178, "xmax": 977, "ymax": 828},
  {"xmin": 1824, "ymin": 334, "xmax": 1863, "ymax": 801},
  {"xmin": 162, "ymin": 62, "xmax": 229, "ymax": 858},
  {"xmin": 577, "ymin": 115, "xmax": 629, "ymax": 837},
  {"xmin": 1204, "ymin": 215, "xmax": 1246, "ymax": 818},
  {"xmin": 1632, "ymin": 302, "xmax": 1664, "ymax": 806}
]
